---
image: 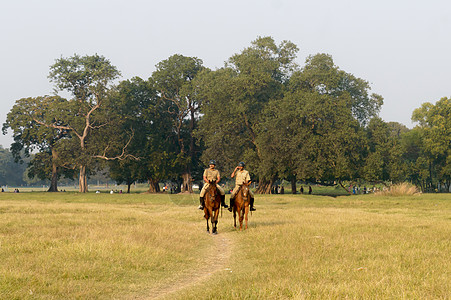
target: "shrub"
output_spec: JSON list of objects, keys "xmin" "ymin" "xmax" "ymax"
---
[{"xmin": 375, "ymin": 182, "xmax": 421, "ymax": 197}]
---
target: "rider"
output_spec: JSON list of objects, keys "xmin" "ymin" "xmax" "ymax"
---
[
  {"xmin": 198, "ymin": 160, "xmax": 228, "ymax": 210},
  {"xmin": 228, "ymin": 161, "xmax": 256, "ymax": 212}
]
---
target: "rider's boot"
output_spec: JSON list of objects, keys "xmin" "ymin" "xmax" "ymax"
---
[
  {"xmin": 228, "ymin": 197, "xmax": 234, "ymax": 212},
  {"xmin": 220, "ymin": 195, "xmax": 228, "ymax": 208},
  {"xmin": 198, "ymin": 197, "xmax": 204, "ymax": 210},
  {"xmin": 250, "ymin": 197, "xmax": 256, "ymax": 211}
]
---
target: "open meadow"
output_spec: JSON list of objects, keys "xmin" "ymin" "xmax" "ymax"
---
[{"xmin": 0, "ymin": 191, "xmax": 450, "ymax": 299}]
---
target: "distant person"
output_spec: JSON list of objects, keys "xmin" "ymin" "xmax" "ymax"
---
[
  {"xmin": 280, "ymin": 186, "xmax": 284, "ymax": 194},
  {"xmin": 110, "ymin": 190, "xmax": 114, "ymax": 194},
  {"xmin": 1, "ymin": 188, "xmax": 4, "ymax": 192},
  {"xmin": 308, "ymin": 186, "xmax": 312, "ymax": 195},
  {"xmin": 300, "ymin": 186, "xmax": 304, "ymax": 194}
]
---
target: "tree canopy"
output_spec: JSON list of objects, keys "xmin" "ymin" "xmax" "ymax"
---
[{"xmin": 2, "ymin": 37, "xmax": 450, "ymax": 193}]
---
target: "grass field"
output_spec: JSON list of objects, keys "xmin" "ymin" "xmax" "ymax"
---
[{"xmin": 0, "ymin": 191, "xmax": 449, "ymax": 299}]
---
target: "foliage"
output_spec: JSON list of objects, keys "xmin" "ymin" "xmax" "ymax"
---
[
  {"xmin": 152, "ymin": 54, "xmax": 206, "ymax": 192},
  {"xmin": 0, "ymin": 146, "xmax": 29, "ymax": 186},
  {"xmin": 2, "ymin": 37, "xmax": 451, "ymax": 193},
  {"xmin": 412, "ymin": 97, "xmax": 451, "ymax": 190},
  {"xmin": 47, "ymin": 54, "xmax": 132, "ymax": 192}
]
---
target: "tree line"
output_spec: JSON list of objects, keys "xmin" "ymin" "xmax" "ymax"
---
[{"xmin": 3, "ymin": 37, "xmax": 450, "ymax": 193}]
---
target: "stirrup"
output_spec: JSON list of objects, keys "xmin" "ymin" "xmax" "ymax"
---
[{"xmin": 198, "ymin": 205, "xmax": 204, "ymax": 210}]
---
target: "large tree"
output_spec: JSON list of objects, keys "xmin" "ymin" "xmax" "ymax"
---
[
  {"xmin": 283, "ymin": 53, "xmax": 382, "ymax": 188},
  {"xmin": 152, "ymin": 54, "xmax": 205, "ymax": 193},
  {"xmin": 108, "ymin": 77, "xmax": 176, "ymax": 193},
  {"xmin": 44, "ymin": 54, "xmax": 133, "ymax": 192},
  {"xmin": 412, "ymin": 97, "xmax": 451, "ymax": 191},
  {"xmin": 195, "ymin": 36, "xmax": 299, "ymax": 193},
  {"xmin": 2, "ymin": 96, "xmax": 71, "ymax": 191}
]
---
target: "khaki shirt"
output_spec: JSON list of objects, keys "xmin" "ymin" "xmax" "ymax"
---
[
  {"xmin": 235, "ymin": 169, "xmax": 251, "ymax": 185},
  {"xmin": 203, "ymin": 168, "xmax": 220, "ymax": 181}
]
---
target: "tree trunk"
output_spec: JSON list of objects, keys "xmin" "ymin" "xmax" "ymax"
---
[
  {"xmin": 79, "ymin": 165, "xmax": 88, "ymax": 193},
  {"xmin": 181, "ymin": 172, "xmax": 193, "ymax": 193},
  {"xmin": 291, "ymin": 176, "xmax": 297, "ymax": 194},
  {"xmin": 338, "ymin": 180, "xmax": 352, "ymax": 194},
  {"xmin": 256, "ymin": 178, "xmax": 275, "ymax": 194},
  {"xmin": 127, "ymin": 182, "xmax": 132, "ymax": 194},
  {"xmin": 147, "ymin": 178, "xmax": 160, "ymax": 193},
  {"xmin": 48, "ymin": 148, "xmax": 59, "ymax": 192}
]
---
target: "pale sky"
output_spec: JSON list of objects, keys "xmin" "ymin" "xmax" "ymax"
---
[{"xmin": 1, "ymin": 0, "xmax": 450, "ymax": 148}]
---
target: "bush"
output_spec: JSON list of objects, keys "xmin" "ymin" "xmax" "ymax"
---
[{"xmin": 375, "ymin": 182, "xmax": 421, "ymax": 196}]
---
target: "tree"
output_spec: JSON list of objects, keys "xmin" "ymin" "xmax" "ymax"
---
[
  {"xmin": 108, "ymin": 77, "xmax": 176, "ymax": 193},
  {"xmin": 2, "ymin": 96, "xmax": 71, "ymax": 191},
  {"xmin": 257, "ymin": 53, "xmax": 381, "ymax": 192},
  {"xmin": 412, "ymin": 97, "xmax": 451, "ymax": 191},
  {"xmin": 195, "ymin": 36, "xmax": 299, "ymax": 193},
  {"xmin": 152, "ymin": 54, "xmax": 205, "ymax": 193},
  {"xmin": 0, "ymin": 146, "xmax": 29, "ymax": 187},
  {"xmin": 45, "ymin": 54, "xmax": 133, "ymax": 192}
]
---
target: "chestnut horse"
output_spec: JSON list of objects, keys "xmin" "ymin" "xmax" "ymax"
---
[
  {"xmin": 232, "ymin": 182, "xmax": 251, "ymax": 230},
  {"xmin": 204, "ymin": 179, "xmax": 221, "ymax": 234}
]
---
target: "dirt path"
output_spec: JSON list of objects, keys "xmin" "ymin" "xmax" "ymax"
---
[{"xmin": 145, "ymin": 234, "xmax": 233, "ymax": 299}]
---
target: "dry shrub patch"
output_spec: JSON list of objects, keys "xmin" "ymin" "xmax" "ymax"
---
[{"xmin": 375, "ymin": 182, "xmax": 421, "ymax": 197}]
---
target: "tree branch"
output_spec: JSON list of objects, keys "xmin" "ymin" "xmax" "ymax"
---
[{"xmin": 92, "ymin": 130, "xmax": 139, "ymax": 161}]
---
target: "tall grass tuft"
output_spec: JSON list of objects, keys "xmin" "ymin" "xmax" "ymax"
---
[{"xmin": 375, "ymin": 182, "xmax": 421, "ymax": 196}]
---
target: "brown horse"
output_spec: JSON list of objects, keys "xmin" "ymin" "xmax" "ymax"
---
[
  {"xmin": 232, "ymin": 182, "xmax": 251, "ymax": 230},
  {"xmin": 204, "ymin": 179, "xmax": 221, "ymax": 234}
]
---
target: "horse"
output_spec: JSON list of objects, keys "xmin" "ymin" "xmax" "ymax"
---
[
  {"xmin": 204, "ymin": 179, "xmax": 221, "ymax": 234},
  {"xmin": 232, "ymin": 182, "xmax": 251, "ymax": 230}
]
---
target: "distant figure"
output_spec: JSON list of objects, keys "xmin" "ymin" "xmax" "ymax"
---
[
  {"xmin": 1, "ymin": 188, "xmax": 4, "ymax": 192},
  {"xmin": 308, "ymin": 186, "xmax": 312, "ymax": 195},
  {"xmin": 300, "ymin": 186, "xmax": 304, "ymax": 194},
  {"xmin": 363, "ymin": 186, "xmax": 367, "ymax": 194},
  {"xmin": 119, "ymin": 190, "xmax": 123, "ymax": 194},
  {"xmin": 110, "ymin": 190, "xmax": 114, "ymax": 194},
  {"xmin": 96, "ymin": 190, "xmax": 100, "ymax": 194},
  {"xmin": 280, "ymin": 186, "xmax": 284, "ymax": 194}
]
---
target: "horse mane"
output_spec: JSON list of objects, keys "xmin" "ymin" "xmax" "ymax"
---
[{"xmin": 206, "ymin": 180, "xmax": 217, "ymax": 194}]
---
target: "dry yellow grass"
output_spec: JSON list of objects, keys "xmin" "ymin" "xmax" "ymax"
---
[{"xmin": 0, "ymin": 192, "xmax": 450, "ymax": 299}]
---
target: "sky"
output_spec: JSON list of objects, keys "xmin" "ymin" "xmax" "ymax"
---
[{"xmin": 1, "ymin": 0, "xmax": 450, "ymax": 148}]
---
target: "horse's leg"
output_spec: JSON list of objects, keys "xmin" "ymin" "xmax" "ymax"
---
[
  {"xmin": 244, "ymin": 205, "xmax": 249, "ymax": 230},
  {"xmin": 233, "ymin": 208, "xmax": 237, "ymax": 228},
  {"xmin": 205, "ymin": 207, "xmax": 210, "ymax": 233},
  {"xmin": 212, "ymin": 209, "xmax": 219, "ymax": 234},
  {"xmin": 239, "ymin": 207, "xmax": 244, "ymax": 231}
]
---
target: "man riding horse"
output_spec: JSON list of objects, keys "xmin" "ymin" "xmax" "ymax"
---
[
  {"xmin": 198, "ymin": 160, "xmax": 228, "ymax": 210},
  {"xmin": 228, "ymin": 161, "xmax": 256, "ymax": 212}
]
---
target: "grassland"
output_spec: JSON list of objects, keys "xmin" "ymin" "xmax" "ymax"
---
[{"xmin": 0, "ymin": 191, "xmax": 449, "ymax": 299}]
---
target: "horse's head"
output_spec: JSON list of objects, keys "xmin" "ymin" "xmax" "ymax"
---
[
  {"xmin": 240, "ymin": 182, "xmax": 250, "ymax": 198},
  {"xmin": 208, "ymin": 180, "xmax": 217, "ymax": 197}
]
